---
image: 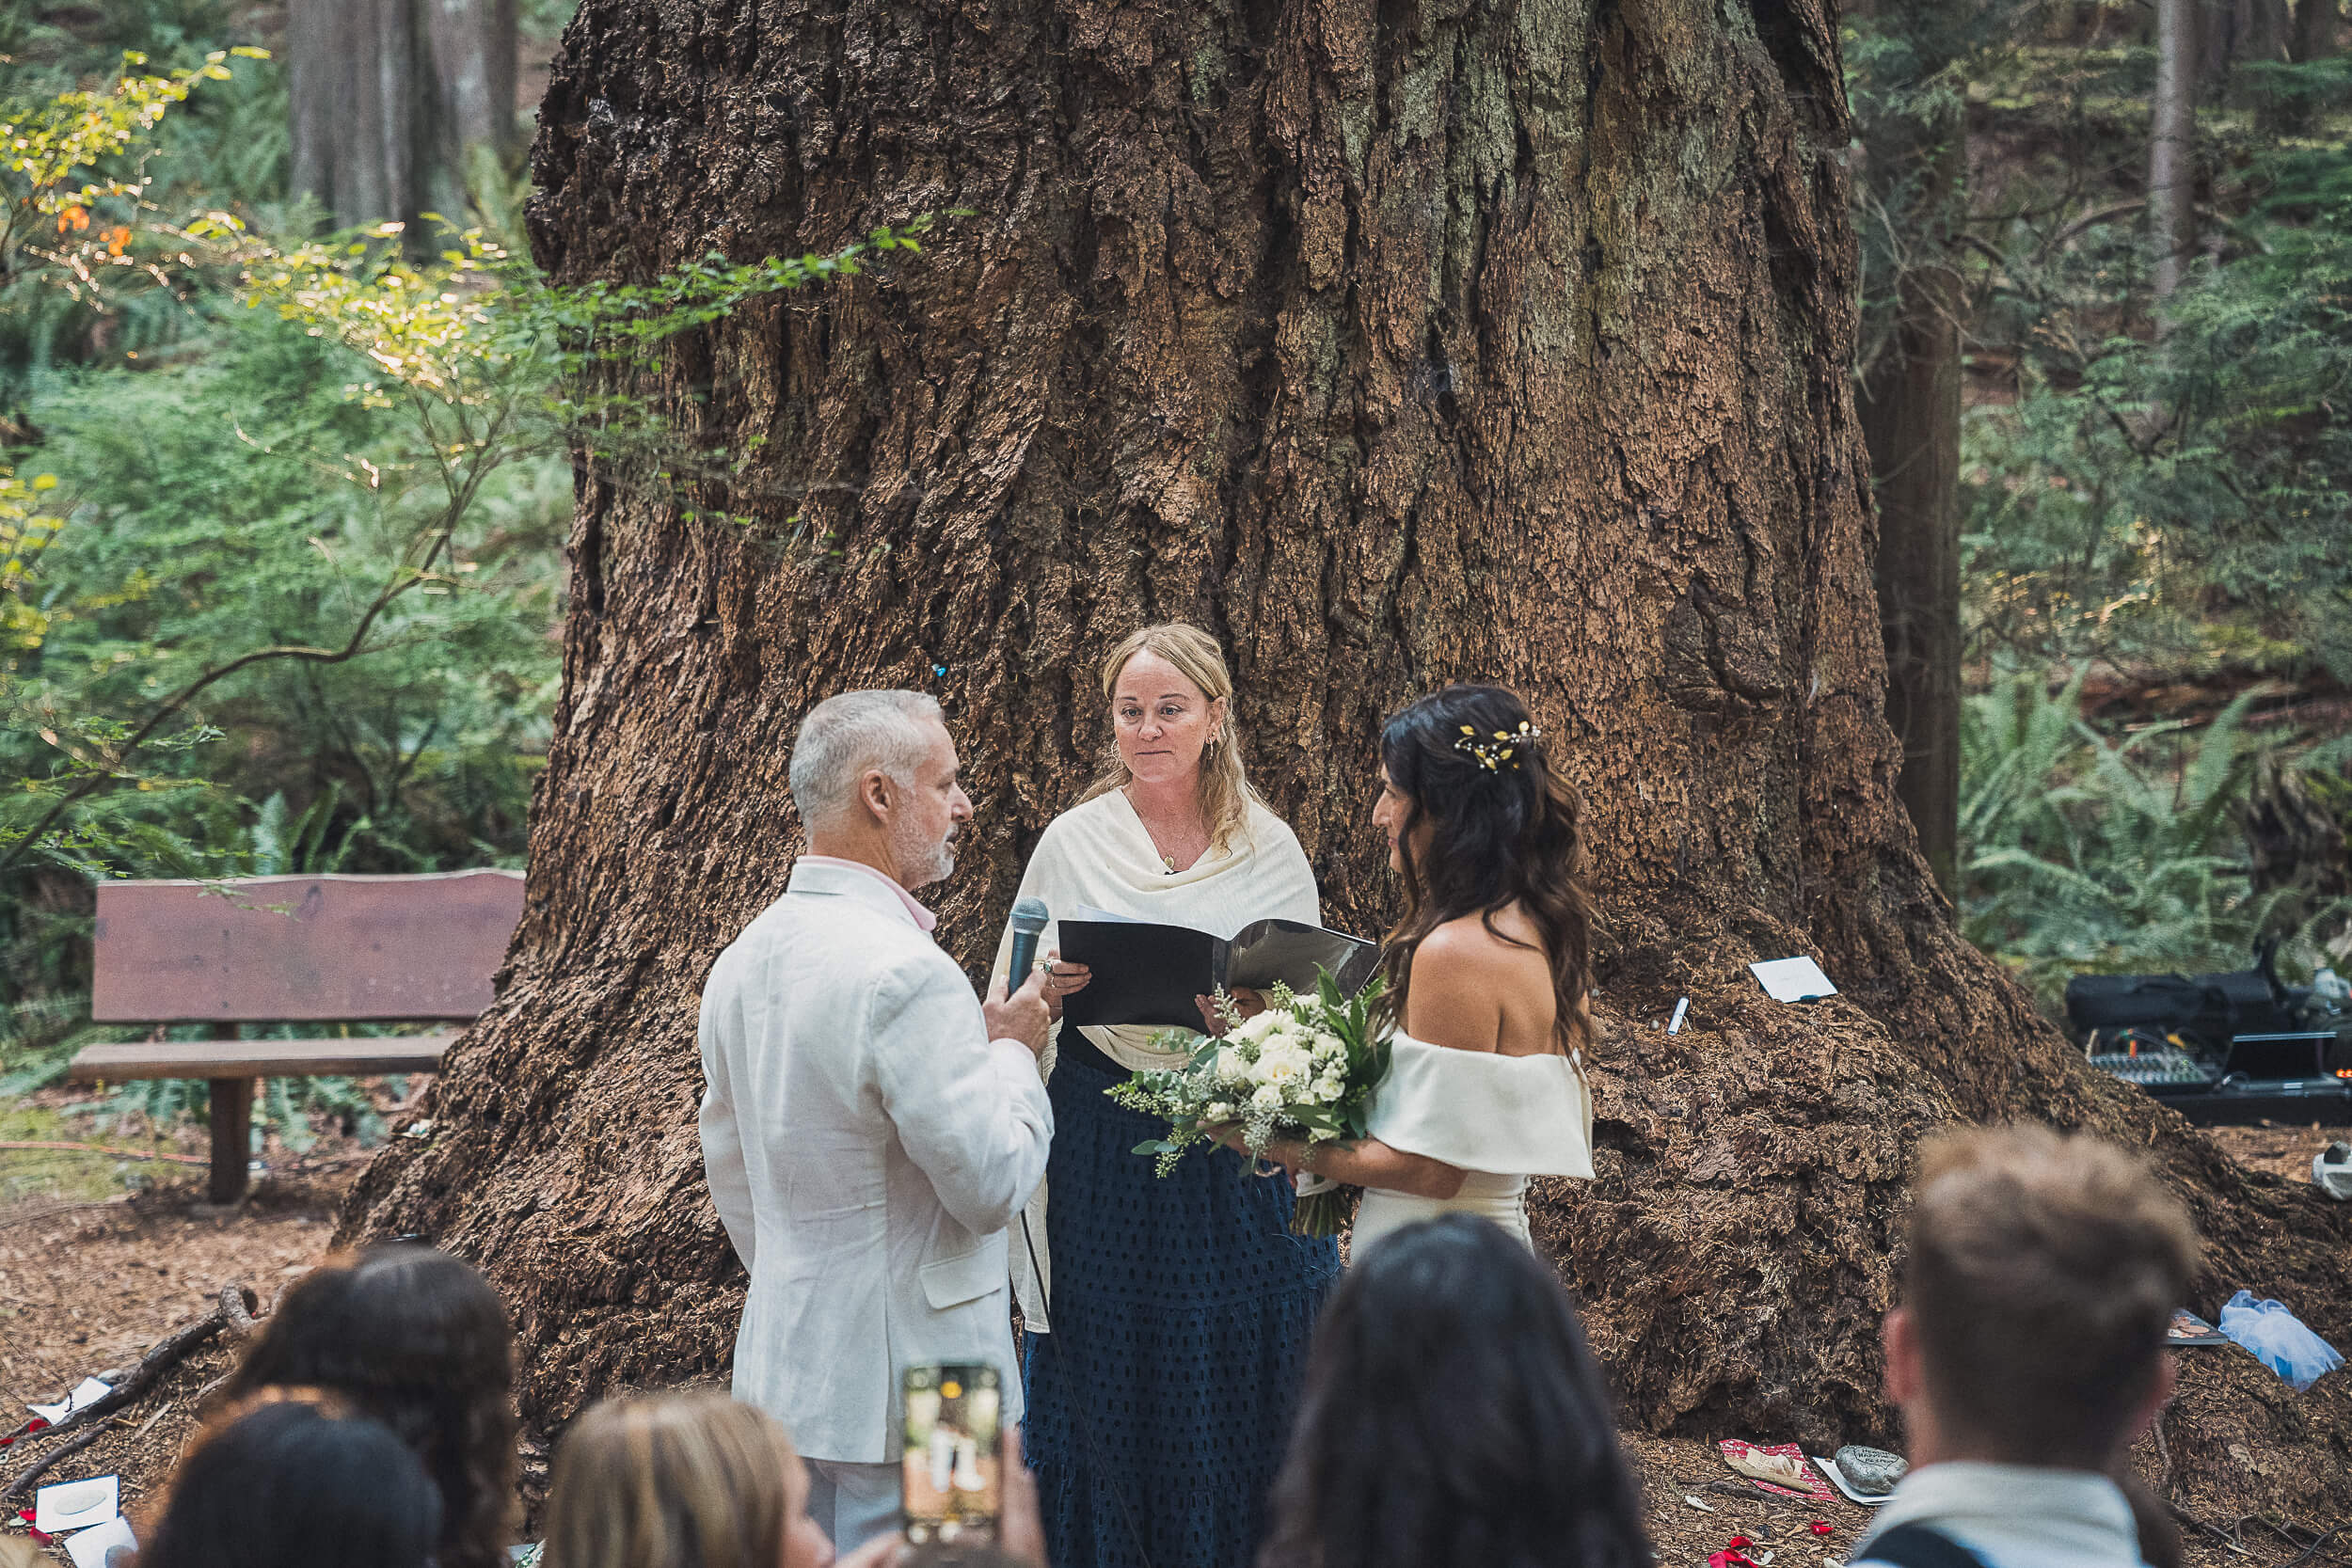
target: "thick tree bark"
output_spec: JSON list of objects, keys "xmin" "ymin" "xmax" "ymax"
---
[
  {"xmin": 342, "ymin": 0, "xmax": 2352, "ymax": 1513},
  {"xmin": 287, "ymin": 0, "xmax": 518, "ymax": 233}
]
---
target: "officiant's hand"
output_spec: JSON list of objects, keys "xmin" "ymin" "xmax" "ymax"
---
[
  {"xmin": 1195, "ymin": 986, "xmax": 1267, "ymax": 1036},
  {"xmin": 1039, "ymin": 952, "xmax": 1090, "ymax": 1022}
]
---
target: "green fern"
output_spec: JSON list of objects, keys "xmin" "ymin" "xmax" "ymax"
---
[{"xmin": 1961, "ymin": 671, "xmax": 2348, "ymax": 1008}]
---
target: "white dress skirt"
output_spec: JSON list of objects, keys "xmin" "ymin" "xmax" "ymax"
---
[{"xmin": 1348, "ymin": 1032, "xmax": 1596, "ymax": 1255}]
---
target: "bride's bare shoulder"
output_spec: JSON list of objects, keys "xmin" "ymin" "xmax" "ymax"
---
[{"xmin": 1416, "ymin": 910, "xmax": 1542, "ymax": 970}]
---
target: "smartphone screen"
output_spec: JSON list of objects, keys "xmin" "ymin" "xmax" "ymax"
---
[{"xmin": 901, "ymin": 1363, "xmax": 1002, "ymax": 1544}]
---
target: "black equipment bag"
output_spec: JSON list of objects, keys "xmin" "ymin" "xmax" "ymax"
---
[{"xmin": 2065, "ymin": 968, "xmax": 2281, "ymax": 1044}]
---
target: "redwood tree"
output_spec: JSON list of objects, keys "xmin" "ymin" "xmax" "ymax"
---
[{"xmin": 343, "ymin": 0, "xmax": 2352, "ymax": 1516}]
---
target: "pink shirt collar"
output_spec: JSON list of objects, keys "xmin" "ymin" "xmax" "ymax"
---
[{"xmin": 797, "ymin": 855, "xmax": 939, "ymax": 934}]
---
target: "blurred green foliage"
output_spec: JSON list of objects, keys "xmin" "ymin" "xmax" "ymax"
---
[
  {"xmin": 1961, "ymin": 673, "xmax": 2350, "ymax": 1007},
  {"xmin": 0, "ymin": 4, "xmax": 932, "ymax": 1169},
  {"xmin": 1837, "ymin": 6, "xmax": 2352, "ymax": 1002},
  {"xmin": 1961, "ymin": 55, "xmax": 2352, "ymax": 683}
]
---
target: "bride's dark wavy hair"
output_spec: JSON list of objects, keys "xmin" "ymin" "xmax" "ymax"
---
[
  {"xmin": 1375, "ymin": 684, "xmax": 1596, "ymax": 1050},
  {"xmin": 1258, "ymin": 1214, "xmax": 1654, "ymax": 1568}
]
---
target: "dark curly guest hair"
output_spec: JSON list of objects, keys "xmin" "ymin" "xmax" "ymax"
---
[
  {"xmin": 142, "ymin": 1388, "xmax": 442, "ymax": 1568},
  {"xmin": 1259, "ymin": 1215, "xmax": 1652, "ymax": 1568},
  {"xmin": 1375, "ymin": 684, "xmax": 1597, "ymax": 1050},
  {"xmin": 219, "ymin": 1243, "xmax": 517, "ymax": 1568}
]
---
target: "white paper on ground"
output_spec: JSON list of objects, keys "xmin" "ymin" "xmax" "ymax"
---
[
  {"xmin": 33, "ymin": 1474, "xmax": 119, "ymax": 1534},
  {"xmin": 1750, "ymin": 957, "xmax": 1838, "ymax": 1004},
  {"xmin": 63, "ymin": 1514, "xmax": 136, "ymax": 1568},
  {"xmin": 1811, "ymin": 1455, "xmax": 1891, "ymax": 1507},
  {"xmin": 28, "ymin": 1376, "xmax": 114, "ymax": 1424}
]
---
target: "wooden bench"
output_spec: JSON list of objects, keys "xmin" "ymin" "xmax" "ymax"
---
[{"xmin": 70, "ymin": 869, "xmax": 526, "ymax": 1204}]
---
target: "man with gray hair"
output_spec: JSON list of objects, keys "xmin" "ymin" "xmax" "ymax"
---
[{"xmin": 699, "ymin": 689, "xmax": 1053, "ymax": 1550}]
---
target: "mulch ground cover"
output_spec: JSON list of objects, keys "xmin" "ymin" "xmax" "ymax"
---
[{"xmin": 0, "ymin": 1131, "xmax": 2345, "ymax": 1565}]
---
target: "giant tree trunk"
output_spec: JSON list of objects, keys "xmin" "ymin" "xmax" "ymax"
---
[{"xmin": 344, "ymin": 0, "xmax": 2352, "ymax": 1513}]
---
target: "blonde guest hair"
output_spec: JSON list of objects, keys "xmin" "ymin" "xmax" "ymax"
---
[
  {"xmin": 540, "ymin": 1393, "xmax": 800, "ymax": 1568},
  {"xmin": 1082, "ymin": 623, "xmax": 1265, "ymax": 854}
]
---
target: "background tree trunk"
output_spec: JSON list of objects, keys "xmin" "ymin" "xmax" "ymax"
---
[
  {"xmin": 342, "ymin": 0, "xmax": 2352, "ymax": 1506},
  {"xmin": 1861, "ymin": 256, "xmax": 1963, "ymax": 896},
  {"xmin": 287, "ymin": 0, "xmax": 518, "ymax": 234},
  {"xmin": 2291, "ymin": 0, "xmax": 2339, "ymax": 59},
  {"xmin": 287, "ymin": 0, "xmax": 429, "ymax": 231},
  {"xmin": 1854, "ymin": 0, "xmax": 1968, "ymax": 895},
  {"xmin": 2153, "ymin": 0, "xmax": 2201, "ymax": 299}
]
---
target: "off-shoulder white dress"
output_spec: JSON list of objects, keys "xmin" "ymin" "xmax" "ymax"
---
[{"xmin": 1349, "ymin": 1033, "xmax": 1596, "ymax": 1254}]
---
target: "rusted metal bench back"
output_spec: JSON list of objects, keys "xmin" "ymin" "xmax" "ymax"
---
[{"xmin": 90, "ymin": 869, "xmax": 526, "ymax": 1023}]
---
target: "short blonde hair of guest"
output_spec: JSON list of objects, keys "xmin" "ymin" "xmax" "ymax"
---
[
  {"xmin": 1082, "ymin": 623, "xmax": 1265, "ymax": 854},
  {"xmin": 540, "ymin": 1393, "xmax": 800, "ymax": 1568},
  {"xmin": 1905, "ymin": 1124, "xmax": 2201, "ymax": 1468}
]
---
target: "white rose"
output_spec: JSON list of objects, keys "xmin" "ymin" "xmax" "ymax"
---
[
  {"xmin": 1250, "ymin": 1083, "xmax": 1284, "ymax": 1110},
  {"xmin": 1313, "ymin": 1073, "xmax": 1343, "ymax": 1101},
  {"xmin": 1253, "ymin": 1043, "xmax": 1311, "ymax": 1085},
  {"xmin": 1214, "ymin": 1047, "xmax": 1248, "ymax": 1082},
  {"xmin": 1231, "ymin": 1011, "xmax": 1282, "ymax": 1044}
]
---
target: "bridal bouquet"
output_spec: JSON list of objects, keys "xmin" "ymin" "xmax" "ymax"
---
[{"xmin": 1105, "ymin": 973, "xmax": 1391, "ymax": 1236}]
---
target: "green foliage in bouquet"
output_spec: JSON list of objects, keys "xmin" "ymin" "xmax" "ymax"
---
[{"xmin": 1105, "ymin": 971, "xmax": 1391, "ymax": 1236}]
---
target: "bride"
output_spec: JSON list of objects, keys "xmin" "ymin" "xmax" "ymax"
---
[{"xmin": 1256, "ymin": 684, "xmax": 1597, "ymax": 1252}]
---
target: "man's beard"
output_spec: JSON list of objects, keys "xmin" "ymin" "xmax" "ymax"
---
[{"xmin": 893, "ymin": 821, "xmax": 958, "ymax": 890}]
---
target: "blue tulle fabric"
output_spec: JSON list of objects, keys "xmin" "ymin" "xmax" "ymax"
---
[{"xmin": 1021, "ymin": 1034, "xmax": 1340, "ymax": 1568}]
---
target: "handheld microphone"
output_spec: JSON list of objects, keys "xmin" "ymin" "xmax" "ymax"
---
[{"xmin": 1007, "ymin": 897, "xmax": 1050, "ymax": 986}]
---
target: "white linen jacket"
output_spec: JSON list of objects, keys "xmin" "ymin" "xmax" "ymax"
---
[{"xmin": 698, "ymin": 858, "xmax": 1054, "ymax": 1464}]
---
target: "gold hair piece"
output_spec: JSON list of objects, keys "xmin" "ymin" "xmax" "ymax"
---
[{"xmin": 1454, "ymin": 720, "xmax": 1542, "ymax": 771}]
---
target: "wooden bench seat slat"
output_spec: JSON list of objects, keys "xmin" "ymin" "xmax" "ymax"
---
[
  {"xmin": 67, "ymin": 1035, "xmax": 455, "ymax": 1083},
  {"xmin": 90, "ymin": 869, "xmax": 525, "ymax": 1023}
]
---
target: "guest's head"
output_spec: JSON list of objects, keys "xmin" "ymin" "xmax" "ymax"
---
[
  {"xmin": 541, "ymin": 1391, "xmax": 834, "ymax": 1568},
  {"xmin": 1886, "ymin": 1125, "xmax": 2199, "ymax": 1471},
  {"xmin": 789, "ymin": 689, "xmax": 970, "ymax": 889},
  {"xmin": 1262, "ymin": 1214, "xmax": 1651, "ymax": 1568},
  {"xmin": 219, "ymin": 1243, "xmax": 517, "ymax": 1568},
  {"xmin": 1373, "ymin": 684, "xmax": 1595, "ymax": 1047},
  {"xmin": 1088, "ymin": 623, "xmax": 1260, "ymax": 852},
  {"xmin": 140, "ymin": 1387, "xmax": 442, "ymax": 1568}
]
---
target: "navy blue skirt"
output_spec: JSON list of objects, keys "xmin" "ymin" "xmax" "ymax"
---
[{"xmin": 1022, "ymin": 1033, "xmax": 1341, "ymax": 1568}]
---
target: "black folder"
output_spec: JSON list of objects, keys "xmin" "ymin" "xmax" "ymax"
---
[{"xmin": 1055, "ymin": 910, "xmax": 1380, "ymax": 1032}]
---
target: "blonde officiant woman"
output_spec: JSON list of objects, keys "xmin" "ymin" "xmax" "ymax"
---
[{"xmin": 991, "ymin": 623, "xmax": 1340, "ymax": 1568}]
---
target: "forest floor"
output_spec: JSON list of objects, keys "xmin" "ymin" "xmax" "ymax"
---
[{"xmin": 0, "ymin": 1126, "xmax": 2344, "ymax": 1565}]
